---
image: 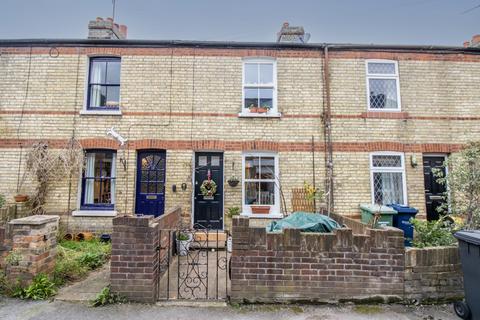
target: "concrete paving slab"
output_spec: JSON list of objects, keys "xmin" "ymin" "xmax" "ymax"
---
[{"xmin": 55, "ymin": 264, "xmax": 110, "ymax": 302}]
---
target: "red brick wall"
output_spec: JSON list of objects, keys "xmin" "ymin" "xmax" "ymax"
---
[
  {"xmin": 230, "ymin": 216, "xmax": 405, "ymax": 303},
  {"xmin": 110, "ymin": 215, "xmax": 159, "ymax": 303}
]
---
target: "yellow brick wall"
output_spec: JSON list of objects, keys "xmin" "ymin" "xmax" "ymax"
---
[{"xmin": 1, "ymin": 47, "xmax": 479, "ymax": 227}]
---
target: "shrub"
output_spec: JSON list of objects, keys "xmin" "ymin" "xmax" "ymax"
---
[
  {"xmin": 90, "ymin": 286, "xmax": 125, "ymax": 307},
  {"xmin": 13, "ymin": 274, "xmax": 57, "ymax": 300},
  {"xmin": 411, "ymin": 217, "xmax": 458, "ymax": 248},
  {"xmin": 433, "ymin": 142, "xmax": 480, "ymax": 230},
  {"xmin": 0, "ymin": 194, "xmax": 5, "ymax": 208}
]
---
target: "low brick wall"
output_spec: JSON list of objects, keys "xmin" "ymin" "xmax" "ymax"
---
[
  {"xmin": 404, "ymin": 246, "xmax": 463, "ymax": 303},
  {"xmin": 6, "ymin": 215, "xmax": 59, "ymax": 284},
  {"xmin": 230, "ymin": 216, "xmax": 405, "ymax": 303},
  {"xmin": 330, "ymin": 213, "xmax": 368, "ymax": 235},
  {"xmin": 110, "ymin": 207, "xmax": 182, "ymax": 303}
]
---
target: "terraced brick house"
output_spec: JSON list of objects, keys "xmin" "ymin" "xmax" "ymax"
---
[{"xmin": 1, "ymin": 19, "xmax": 479, "ymax": 233}]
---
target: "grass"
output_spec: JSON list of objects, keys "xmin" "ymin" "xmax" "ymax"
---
[
  {"xmin": 53, "ymin": 239, "xmax": 111, "ymax": 286},
  {"xmin": 353, "ymin": 305, "xmax": 383, "ymax": 314}
]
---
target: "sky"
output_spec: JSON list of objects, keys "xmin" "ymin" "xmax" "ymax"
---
[{"xmin": 0, "ymin": 0, "xmax": 479, "ymax": 46}]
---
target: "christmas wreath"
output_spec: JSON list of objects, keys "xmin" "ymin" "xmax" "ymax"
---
[{"xmin": 200, "ymin": 179, "xmax": 217, "ymax": 196}]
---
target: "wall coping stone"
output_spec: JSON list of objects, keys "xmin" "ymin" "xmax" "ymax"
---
[{"xmin": 9, "ymin": 215, "xmax": 59, "ymax": 225}]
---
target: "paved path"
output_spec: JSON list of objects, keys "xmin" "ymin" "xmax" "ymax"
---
[
  {"xmin": 55, "ymin": 264, "xmax": 110, "ymax": 302},
  {"xmin": 0, "ymin": 299, "xmax": 458, "ymax": 320}
]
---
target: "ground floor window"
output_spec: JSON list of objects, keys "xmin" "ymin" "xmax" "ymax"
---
[
  {"xmin": 81, "ymin": 150, "xmax": 116, "ymax": 209},
  {"xmin": 242, "ymin": 152, "xmax": 279, "ymax": 215},
  {"xmin": 370, "ymin": 152, "xmax": 406, "ymax": 205}
]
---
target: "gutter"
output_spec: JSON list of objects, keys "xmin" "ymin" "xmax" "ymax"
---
[{"xmin": 0, "ymin": 38, "xmax": 480, "ymax": 55}]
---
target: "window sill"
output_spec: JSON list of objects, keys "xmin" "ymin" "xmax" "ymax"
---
[
  {"xmin": 72, "ymin": 210, "xmax": 117, "ymax": 217},
  {"xmin": 238, "ymin": 112, "xmax": 282, "ymax": 118},
  {"xmin": 241, "ymin": 213, "xmax": 283, "ymax": 219},
  {"xmin": 80, "ymin": 110, "xmax": 122, "ymax": 116}
]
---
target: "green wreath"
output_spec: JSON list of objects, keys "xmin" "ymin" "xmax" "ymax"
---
[{"xmin": 200, "ymin": 179, "xmax": 217, "ymax": 196}]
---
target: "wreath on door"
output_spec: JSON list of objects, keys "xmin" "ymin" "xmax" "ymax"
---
[{"xmin": 200, "ymin": 179, "xmax": 217, "ymax": 196}]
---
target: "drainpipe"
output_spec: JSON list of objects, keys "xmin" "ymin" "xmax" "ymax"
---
[{"xmin": 323, "ymin": 45, "xmax": 334, "ymax": 214}]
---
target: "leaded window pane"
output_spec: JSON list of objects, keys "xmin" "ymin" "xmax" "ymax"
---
[
  {"xmin": 368, "ymin": 62, "xmax": 396, "ymax": 75},
  {"xmin": 369, "ymin": 79, "xmax": 398, "ymax": 109},
  {"xmin": 372, "ymin": 155, "xmax": 402, "ymax": 168},
  {"xmin": 373, "ymin": 172, "xmax": 404, "ymax": 205}
]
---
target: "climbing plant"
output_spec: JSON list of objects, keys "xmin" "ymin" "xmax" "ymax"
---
[{"xmin": 24, "ymin": 138, "xmax": 84, "ymax": 215}]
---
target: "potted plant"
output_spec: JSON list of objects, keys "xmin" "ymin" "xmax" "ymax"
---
[
  {"xmin": 248, "ymin": 104, "xmax": 258, "ymax": 113},
  {"xmin": 250, "ymin": 206, "xmax": 270, "ymax": 214},
  {"xmin": 227, "ymin": 176, "xmax": 239, "ymax": 187},
  {"xmin": 176, "ymin": 232, "xmax": 192, "ymax": 256},
  {"xmin": 14, "ymin": 194, "xmax": 29, "ymax": 203},
  {"xmin": 257, "ymin": 104, "xmax": 272, "ymax": 113}
]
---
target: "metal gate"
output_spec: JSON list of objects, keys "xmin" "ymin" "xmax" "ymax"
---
[{"xmin": 157, "ymin": 225, "xmax": 230, "ymax": 301}]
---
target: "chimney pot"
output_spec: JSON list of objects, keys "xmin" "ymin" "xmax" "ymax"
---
[
  {"xmin": 119, "ymin": 25, "xmax": 128, "ymax": 37},
  {"xmin": 472, "ymin": 34, "xmax": 480, "ymax": 45},
  {"xmin": 106, "ymin": 17, "xmax": 114, "ymax": 22},
  {"xmin": 96, "ymin": 17, "xmax": 103, "ymax": 21},
  {"xmin": 464, "ymin": 41, "xmax": 470, "ymax": 48}
]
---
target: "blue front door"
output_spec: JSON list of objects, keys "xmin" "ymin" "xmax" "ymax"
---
[{"xmin": 135, "ymin": 150, "xmax": 166, "ymax": 217}]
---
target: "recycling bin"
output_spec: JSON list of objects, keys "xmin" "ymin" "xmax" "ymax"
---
[
  {"xmin": 453, "ymin": 230, "xmax": 480, "ymax": 320},
  {"xmin": 388, "ymin": 204, "xmax": 418, "ymax": 246},
  {"xmin": 359, "ymin": 204, "xmax": 397, "ymax": 227}
]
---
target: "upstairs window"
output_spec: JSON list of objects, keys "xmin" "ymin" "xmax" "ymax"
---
[
  {"xmin": 370, "ymin": 153, "xmax": 406, "ymax": 205},
  {"xmin": 243, "ymin": 59, "xmax": 277, "ymax": 115},
  {"xmin": 81, "ymin": 150, "xmax": 116, "ymax": 209},
  {"xmin": 87, "ymin": 57, "xmax": 121, "ymax": 110},
  {"xmin": 366, "ymin": 60, "xmax": 401, "ymax": 110}
]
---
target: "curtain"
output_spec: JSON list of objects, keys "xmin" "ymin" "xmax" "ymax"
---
[
  {"xmin": 381, "ymin": 172, "xmax": 403, "ymax": 204},
  {"xmin": 111, "ymin": 153, "xmax": 116, "ymax": 205},
  {"xmin": 84, "ymin": 153, "xmax": 95, "ymax": 204},
  {"xmin": 90, "ymin": 62, "xmax": 103, "ymax": 107}
]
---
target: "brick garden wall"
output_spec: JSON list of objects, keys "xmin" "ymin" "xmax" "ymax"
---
[
  {"xmin": 230, "ymin": 216, "xmax": 405, "ymax": 303},
  {"xmin": 110, "ymin": 207, "xmax": 181, "ymax": 303},
  {"xmin": 404, "ymin": 246, "xmax": 464, "ymax": 303},
  {"xmin": 5, "ymin": 215, "xmax": 59, "ymax": 284}
]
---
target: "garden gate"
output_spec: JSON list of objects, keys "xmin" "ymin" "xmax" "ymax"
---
[{"xmin": 157, "ymin": 224, "xmax": 230, "ymax": 301}]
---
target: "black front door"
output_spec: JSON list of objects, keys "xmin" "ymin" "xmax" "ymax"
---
[
  {"xmin": 194, "ymin": 152, "xmax": 223, "ymax": 229},
  {"xmin": 423, "ymin": 155, "xmax": 447, "ymax": 221},
  {"xmin": 135, "ymin": 150, "xmax": 166, "ymax": 217}
]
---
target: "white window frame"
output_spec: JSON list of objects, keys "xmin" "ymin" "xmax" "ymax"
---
[
  {"xmin": 369, "ymin": 152, "xmax": 407, "ymax": 206},
  {"xmin": 241, "ymin": 152, "xmax": 281, "ymax": 217},
  {"xmin": 365, "ymin": 60, "xmax": 401, "ymax": 111},
  {"xmin": 240, "ymin": 58, "xmax": 280, "ymax": 118},
  {"xmin": 80, "ymin": 55, "xmax": 123, "ymax": 116}
]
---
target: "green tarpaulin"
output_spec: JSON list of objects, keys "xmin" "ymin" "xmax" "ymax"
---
[{"xmin": 267, "ymin": 212, "xmax": 341, "ymax": 233}]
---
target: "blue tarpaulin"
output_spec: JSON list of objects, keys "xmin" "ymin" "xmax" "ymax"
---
[{"xmin": 267, "ymin": 212, "xmax": 341, "ymax": 233}]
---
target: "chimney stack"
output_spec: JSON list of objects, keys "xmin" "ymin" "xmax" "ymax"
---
[
  {"xmin": 276, "ymin": 22, "xmax": 310, "ymax": 43},
  {"xmin": 464, "ymin": 34, "xmax": 480, "ymax": 48},
  {"xmin": 88, "ymin": 17, "xmax": 127, "ymax": 40}
]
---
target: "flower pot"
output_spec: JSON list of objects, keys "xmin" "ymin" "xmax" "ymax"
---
[
  {"xmin": 14, "ymin": 194, "xmax": 29, "ymax": 203},
  {"xmin": 257, "ymin": 107, "xmax": 268, "ymax": 113},
  {"xmin": 176, "ymin": 233, "xmax": 193, "ymax": 256},
  {"xmin": 249, "ymin": 107, "xmax": 258, "ymax": 113},
  {"xmin": 227, "ymin": 178, "xmax": 239, "ymax": 187},
  {"xmin": 251, "ymin": 206, "xmax": 270, "ymax": 214}
]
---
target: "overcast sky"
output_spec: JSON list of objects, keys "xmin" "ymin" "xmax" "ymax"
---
[{"xmin": 0, "ymin": 0, "xmax": 479, "ymax": 46}]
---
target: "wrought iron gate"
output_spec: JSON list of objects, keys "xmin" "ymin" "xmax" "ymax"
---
[{"xmin": 157, "ymin": 225, "xmax": 230, "ymax": 301}]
